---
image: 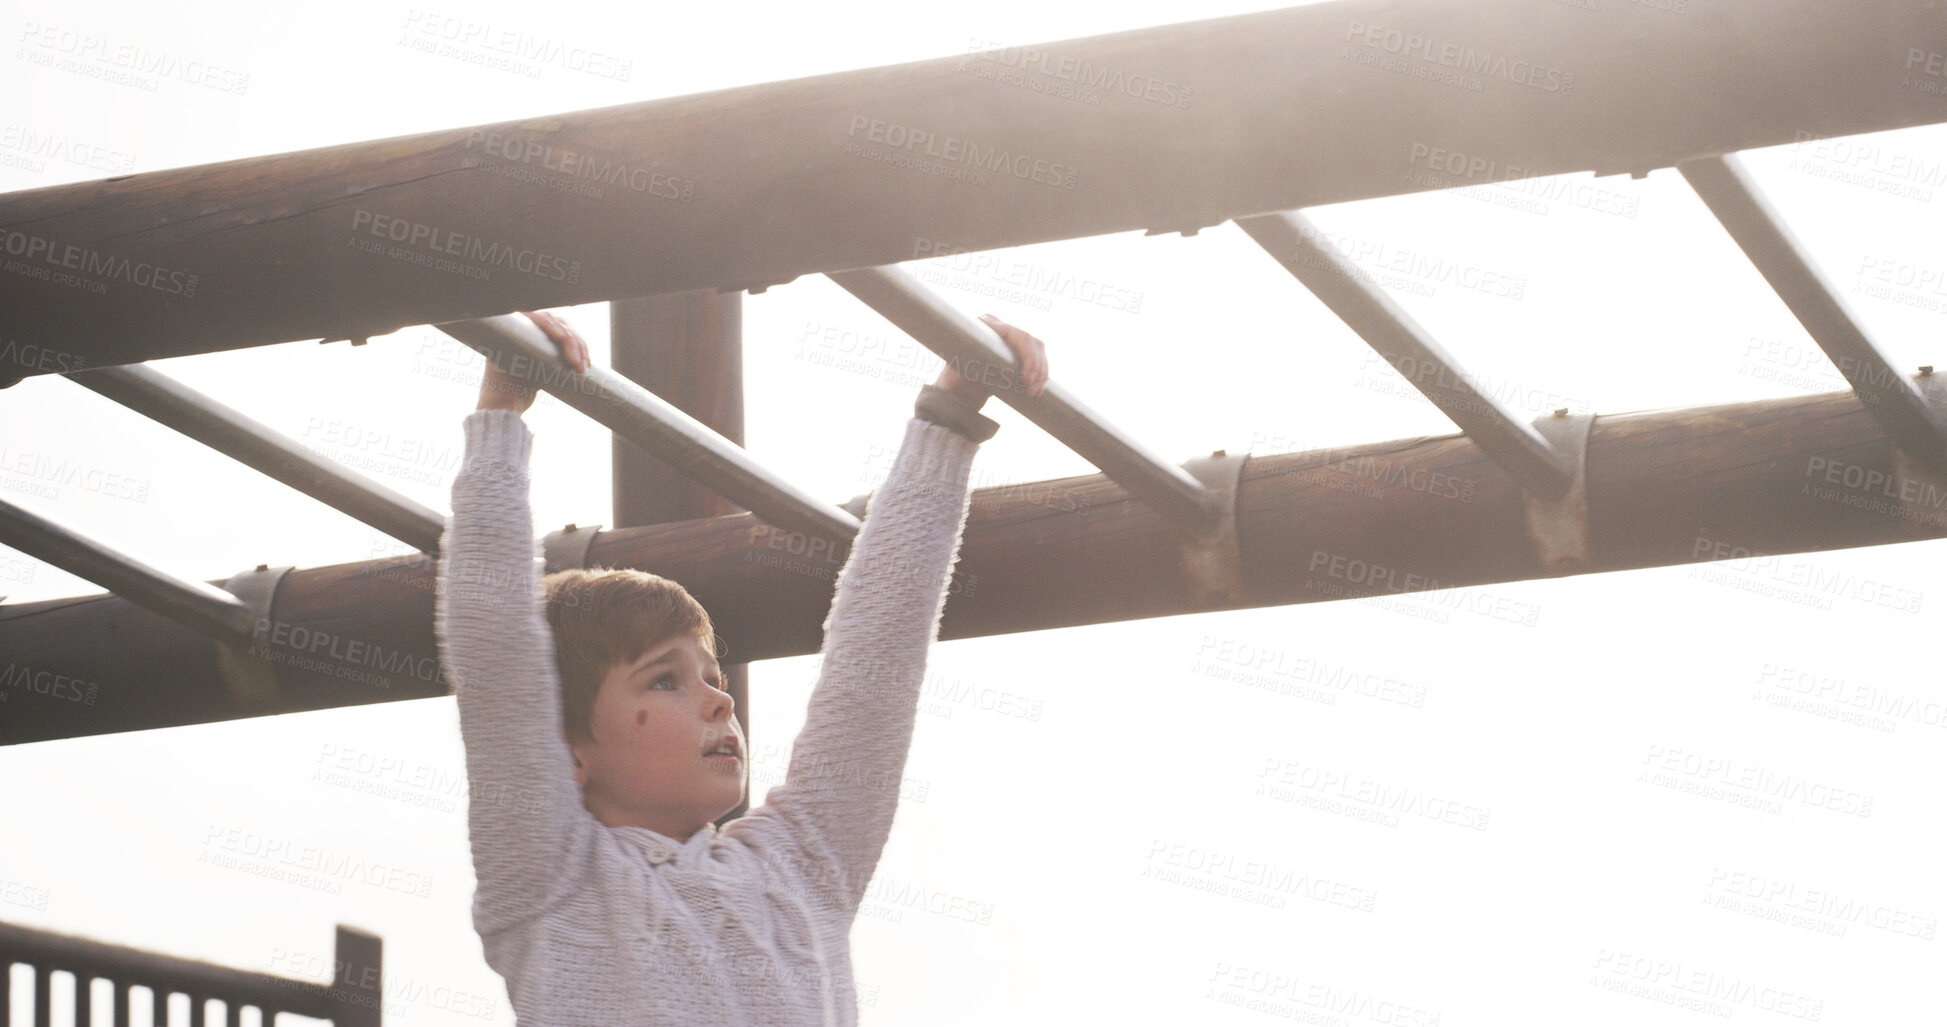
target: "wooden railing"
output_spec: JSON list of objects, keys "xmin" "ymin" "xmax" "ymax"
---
[{"xmin": 0, "ymin": 921, "xmax": 380, "ymax": 1026}]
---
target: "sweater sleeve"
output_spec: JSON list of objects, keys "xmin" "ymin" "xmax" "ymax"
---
[
  {"xmin": 434, "ymin": 408, "xmax": 601, "ymax": 936},
  {"xmin": 732, "ymin": 416, "xmax": 982, "ymax": 914}
]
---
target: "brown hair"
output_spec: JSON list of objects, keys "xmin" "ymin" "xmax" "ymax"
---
[{"xmin": 542, "ymin": 566, "xmax": 722, "ymax": 743}]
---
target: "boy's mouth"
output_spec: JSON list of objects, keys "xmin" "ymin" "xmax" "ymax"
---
[{"xmin": 703, "ymin": 735, "xmax": 742, "ymax": 762}]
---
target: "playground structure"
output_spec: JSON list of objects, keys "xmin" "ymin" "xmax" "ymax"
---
[
  {"xmin": 1, "ymin": 1, "xmax": 1944, "ymax": 781},
  {"xmin": 5, "ymin": 1, "xmax": 1947, "ymax": 1020}
]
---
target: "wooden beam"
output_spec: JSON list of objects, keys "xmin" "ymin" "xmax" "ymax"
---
[
  {"xmin": 4, "ymin": 0, "xmax": 1945, "ymax": 381},
  {"xmin": 4, "ymin": 387, "xmax": 1942, "ymax": 745}
]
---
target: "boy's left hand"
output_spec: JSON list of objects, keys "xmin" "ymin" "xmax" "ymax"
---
[
  {"xmin": 475, "ymin": 310, "xmax": 592, "ymax": 413},
  {"xmin": 934, "ymin": 313, "xmax": 1049, "ymax": 404}
]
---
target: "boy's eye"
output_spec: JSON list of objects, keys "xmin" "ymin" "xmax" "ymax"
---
[{"xmin": 650, "ymin": 674, "xmax": 677, "ymax": 690}]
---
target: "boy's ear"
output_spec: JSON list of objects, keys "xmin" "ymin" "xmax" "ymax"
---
[{"xmin": 563, "ymin": 731, "xmax": 589, "ymax": 789}]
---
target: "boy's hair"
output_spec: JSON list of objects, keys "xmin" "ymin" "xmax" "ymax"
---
[{"xmin": 542, "ymin": 566, "xmax": 723, "ymax": 744}]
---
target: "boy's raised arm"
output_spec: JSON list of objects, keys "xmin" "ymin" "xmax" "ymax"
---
[
  {"xmin": 741, "ymin": 315, "xmax": 1047, "ymax": 913},
  {"xmin": 435, "ymin": 314, "xmax": 599, "ymax": 936}
]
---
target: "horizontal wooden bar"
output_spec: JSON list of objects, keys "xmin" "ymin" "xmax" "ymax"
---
[
  {"xmin": 3, "ymin": 387, "xmax": 1942, "ymax": 744},
  {"xmin": 3, "ymin": 0, "xmax": 1944, "ymax": 380}
]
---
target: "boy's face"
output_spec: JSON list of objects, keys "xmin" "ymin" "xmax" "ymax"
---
[{"xmin": 566, "ymin": 631, "xmax": 745, "ymax": 838}]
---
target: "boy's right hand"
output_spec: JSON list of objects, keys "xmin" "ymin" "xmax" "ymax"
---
[
  {"xmin": 934, "ymin": 313, "xmax": 1048, "ymax": 404},
  {"xmin": 476, "ymin": 310, "xmax": 593, "ymax": 413}
]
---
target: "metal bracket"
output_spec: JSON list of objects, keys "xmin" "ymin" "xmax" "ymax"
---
[
  {"xmin": 542, "ymin": 522, "xmax": 603, "ymax": 574},
  {"xmin": 212, "ymin": 563, "xmax": 292, "ymax": 713},
  {"xmin": 1144, "ymin": 221, "xmax": 1219, "ymax": 238},
  {"xmin": 1175, "ymin": 449, "xmax": 1248, "ymax": 609},
  {"xmin": 1891, "ymin": 371, "xmax": 1947, "ymax": 535},
  {"xmin": 1521, "ymin": 412, "xmax": 1595, "ymax": 573}
]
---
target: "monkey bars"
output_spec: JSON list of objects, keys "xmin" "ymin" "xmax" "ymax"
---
[{"xmin": 4, "ymin": 0, "xmax": 1946, "ymax": 744}]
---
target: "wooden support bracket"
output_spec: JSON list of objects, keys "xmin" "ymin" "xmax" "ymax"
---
[
  {"xmin": 212, "ymin": 563, "xmax": 292, "ymax": 712},
  {"xmin": 1522, "ymin": 413, "xmax": 1596, "ymax": 574},
  {"xmin": 1891, "ymin": 371, "xmax": 1947, "ymax": 536},
  {"xmin": 1175, "ymin": 450, "xmax": 1248, "ymax": 609},
  {"xmin": 543, "ymin": 523, "xmax": 603, "ymax": 574}
]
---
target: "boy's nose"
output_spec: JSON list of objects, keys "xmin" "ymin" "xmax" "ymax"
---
[{"xmin": 704, "ymin": 687, "xmax": 734, "ymax": 720}]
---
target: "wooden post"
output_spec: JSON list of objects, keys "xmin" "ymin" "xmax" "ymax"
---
[
  {"xmin": 606, "ymin": 290, "xmax": 753, "ymax": 823},
  {"xmin": 331, "ymin": 925, "xmax": 383, "ymax": 1027}
]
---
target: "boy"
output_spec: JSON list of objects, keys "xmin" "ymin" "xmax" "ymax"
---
[{"xmin": 435, "ymin": 308, "xmax": 1049, "ymax": 1025}]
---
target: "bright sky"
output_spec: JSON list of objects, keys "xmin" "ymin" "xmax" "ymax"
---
[{"xmin": 4, "ymin": 0, "xmax": 1947, "ymax": 1024}]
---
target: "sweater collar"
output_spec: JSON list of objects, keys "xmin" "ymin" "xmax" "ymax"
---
[{"xmin": 613, "ymin": 821, "xmax": 718, "ymax": 860}]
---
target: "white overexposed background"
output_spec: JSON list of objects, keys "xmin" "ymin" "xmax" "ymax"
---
[{"xmin": 3, "ymin": 1, "xmax": 1945, "ymax": 1024}]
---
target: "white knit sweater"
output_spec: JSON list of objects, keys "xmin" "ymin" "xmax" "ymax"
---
[{"xmin": 434, "ymin": 407, "xmax": 981, "ymax": 1026}]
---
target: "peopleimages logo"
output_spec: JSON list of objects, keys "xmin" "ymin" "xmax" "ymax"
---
[
  {"xmin": 1, "ymin": 228, "xmax": 199, "ymax": 295},
  {"xmin": 844, "ymin": 116, "xmax": 1078, "ymax": 190},
  {"xmin": 0, "ymin": 124, "xmax": 137, "ymax": 175},
  {"xmin": 15, "ymin": 21, "xmax": 250, "ymax": 95},
  {"xmin": 463, "ymin": 131, "xmax": 695, "ymax": 202},
  {"xmin": 348, "ymin": 209, "xmax": 582, "ymax": 283},
  {"xmin": 399, "ymin": 10, "xmax": 632, "ymax": 81},
  {"xmin": 1343, "ymin": 21, "xmax": 1575, "ymax": 94},
  {"xmin": 958, "ymin": 37, "xmax": 1193, "ymax": 109}
]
